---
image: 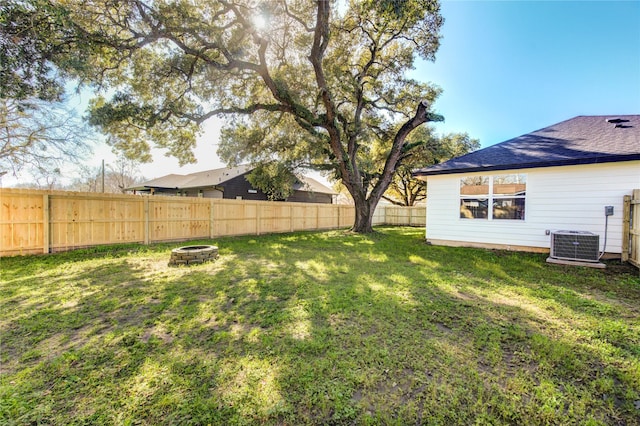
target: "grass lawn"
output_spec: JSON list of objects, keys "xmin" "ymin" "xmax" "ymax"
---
[{"xmin": 1, "ymin": 226, "xmax": 639, "ymax": 425}]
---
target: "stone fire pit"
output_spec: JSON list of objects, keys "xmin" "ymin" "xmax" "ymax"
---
[{"xmin": 168, "ymin": 245, "xmax": 218, "ymax": 266}]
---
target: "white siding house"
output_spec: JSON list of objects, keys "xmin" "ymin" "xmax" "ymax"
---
[
  {"xmin": 425, "ymin": 162, "xmax": 640, "ymax": 254},
  {"xmin": 414, "ymin": 116, "xmax": 640, "ymax": 257}
]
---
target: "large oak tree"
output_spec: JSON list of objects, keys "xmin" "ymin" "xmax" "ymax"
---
[{"xmin": 31, "ymin": 0, "xmax": 444, "ymax": 232}]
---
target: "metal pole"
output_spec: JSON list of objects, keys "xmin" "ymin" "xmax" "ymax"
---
[{"xmin": 102, "ymin": 159, "xmax": 105, "ymax": 193}]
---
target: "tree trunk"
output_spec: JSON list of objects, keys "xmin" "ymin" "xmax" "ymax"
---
[
  {"xmin": 344, "ymin": 184, "xmax": 380, "ymax": 234},
  {"xmin": 349, "ymin": 189, "xmax": 377, "ymax": 233}
]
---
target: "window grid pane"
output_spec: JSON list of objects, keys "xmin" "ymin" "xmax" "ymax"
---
[
  {"xmin": 493, "ymin": 174, "xmax": 526, "ymax": 196},
  {"xmin": 492, "ymin": 198, "xmax": 525, "ymax": 220},
  {"xmin": 459, "ymin": 175, "xmax": 526, "ymax": 221},
  {"xmin": 460, "ymin": 198, "xmax": 488, "ymax": 219},
  {"xmin": 460, "ymin": 176, "xmax": 489, "ymax": 196}
]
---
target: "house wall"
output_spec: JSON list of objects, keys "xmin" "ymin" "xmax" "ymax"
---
[
  {"xmin": 144, "ymin": 188, "xmax": 224, "ymax": 198},
  {"xmin": 219, "ymin": 174, "xmax": 271, "ymax": 201},
  {"xmin": 425, "ymin": 161, "xmax": 640, "ymax": 254},
  {"xmin": 202, "ymin": 189, "xmax": 223, "ymax": 199},
  {"xmin": 149, "ymin": 188, "xmax": 182, "ymax": 196},
  {"xmin": 220, "ymin": 174, "xmax": 333, "ymax": 203},
  {"xmin": 287, "ymin": 190, "xmax": 333, "ymax": 204}
]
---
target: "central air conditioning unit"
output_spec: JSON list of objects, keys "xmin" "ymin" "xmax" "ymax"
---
[{"xmin": 550, "ymin": 231, "xmax": 600, "ymax": 262}]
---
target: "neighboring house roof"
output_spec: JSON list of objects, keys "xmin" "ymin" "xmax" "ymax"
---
[
  {"xmin": 294, "ymin": 175, "xmax": 338, "ymax": 195},
  {"xmin": 128, "ymin": 165, "xmax": 253, "ymax": 190},
  {"xmin": 413, "ymin": 115, "xmax": 640, "ymax": 176},
  {"xmin": 128, "ymin": 165, "xmax": 337, "ymax": 195}
]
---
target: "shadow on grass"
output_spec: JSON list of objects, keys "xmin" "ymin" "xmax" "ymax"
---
[{"xmin": 1, "ymin": 227, "xmax": 639, "ymax": 425}]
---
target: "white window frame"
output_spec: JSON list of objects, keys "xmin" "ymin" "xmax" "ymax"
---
[{"xmin": 460, "ymin": 174, "xmax": 526, "ymax": 221}]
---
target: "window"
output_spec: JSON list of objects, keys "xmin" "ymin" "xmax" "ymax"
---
[
  {"xmin": 460, "ymin": 176, "xmax": 489, "ymax": 219},
  {"xmin": 460, "ymin": 174, "xmax": 526, "ymax": 220},
  {"xmin": 492, "ymin": 174, "xmax": 526, "ymax": 219}
]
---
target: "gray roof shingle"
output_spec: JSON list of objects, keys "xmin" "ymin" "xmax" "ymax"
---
[
  {"xmin": 128, "ymin": 165, "xmax": 253, "ymax": 190},
  {"xmin": 413, "ymin": 115, "xmax": 640, "ymax": 176}
]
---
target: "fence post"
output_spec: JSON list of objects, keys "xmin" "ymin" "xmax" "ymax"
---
[
  {"xmin": 256, "ymin": 202, "xmax": 261, "ymax": 235},
  {"xmin": 622, "ymin": 195, "xmax": 631, "ymax": 262},
  {"xmin": 144, "ymin": 197, "xmax": 150, "ymax": 245},
  {"xmin": 290, "ymin": 204, "xmax": 294, "ymax": 233},
  {"xmin": 42, "ymin": 193, "xmax": 50, "ymax": 254},
  {"xmin": 631, "ymin": 190, "xmax": 640, "ymax": 268},
  {"xmin": 210, "ymin": 199, "xmax": 215, "ymax": 239}
]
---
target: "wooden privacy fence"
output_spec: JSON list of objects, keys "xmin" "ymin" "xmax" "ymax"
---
[
  {"xmin": 372, "ymin": 205, "xmax": 426, "ymax": 227},
  {"xmin": 622, "ymin": 189, "xmax": 640, "ymax": 269},
  {"xmin": 0, "ymin": 188, "xmax": 354, "ymax": 256}
]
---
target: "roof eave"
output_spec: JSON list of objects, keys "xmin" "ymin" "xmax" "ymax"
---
[
  {"xmin": 412, "ymin": 154, "xmax": 640, "ymax": 177},
  {"xmin": 133, "ymin": 185, "xmax": 180, "ymax": 190}
]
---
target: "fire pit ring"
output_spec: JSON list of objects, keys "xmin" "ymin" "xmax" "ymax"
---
[{"xmin": 168, "ymin": 245, "xmax": 218, "ymax": 266}]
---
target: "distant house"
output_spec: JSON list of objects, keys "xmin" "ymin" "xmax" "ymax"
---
[
  {"xmin": 127, "ymin": 165, "xmax": 337, "ymax": 204},
  {"xmin": 413, "ymin": 115, "xmax": 640, "ymax": 257}
]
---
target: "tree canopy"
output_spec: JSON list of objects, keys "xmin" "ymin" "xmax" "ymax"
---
[
  {"xmin": 4, "ymin": 0, "xmax": 447, "ymax": 232},
  {"xmin": 245, "ymin": 161, "xmax": 298, "ymax": 201},
  {"xmin": 383, "ymin": 128, "xmax": 479, "ymax": 206},
  {"xmin": 0, "ymin": 0, "xmax": 96, "ymax": 103},
  {"xmin": 1, "ymin": 0, "xmax": 93, "ymax": 178}
]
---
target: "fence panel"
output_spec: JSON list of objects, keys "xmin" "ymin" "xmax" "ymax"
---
[
  {"xmin": 630, "ymin": 189, "xmax": 640, "ymax": 268},
  {"xmin": 317, "ymin": 204, "xmax": 339, "ymax": 229},
  {"xmin": 149, "ymin": 197, "xmax": 210, "ymax": 242},
  {"xmin": 0, "ymin": 189, "xmax": 45, "ymax": 255},
  {"xmin": 338, "ymin": 205, "xmax": 354, "ymax": 228},
  {"xmin": 292, "ymin": 203, "xmax": 317, "ymax": 231},
  {"xmin": 212, "ymin": 199, "xmax": 259, "ymax": 236},
  {"xmin": 50, "ymin": 193, "xmax": 145, "ymax": 251},
  {"xmin": 259, "ymin": 202, "xmax": 292, "ymax": 234},
  {"xmin": 372, "ymin": 205, "xmax": 426, "ymax": 227},
  {"xmin": 371, "ymin": 207, "xmax": 386, "ymax": 225}
]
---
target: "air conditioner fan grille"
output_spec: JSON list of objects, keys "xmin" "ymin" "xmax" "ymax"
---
[{"xmin": 550, "ymin": 231, "xmax": 599, "ymax": 262}]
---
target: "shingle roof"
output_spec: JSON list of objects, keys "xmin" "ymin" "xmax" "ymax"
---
[
  {"xmin": 128, "ymin": 165, "xmax": 337, "ymax": 195},
  {"xmin": 294, "ymin": 176, "xmax": 338, "ymax": 195},
  {"xmin": 413, "ymin": 115, "xmax": 640, "ymax": 177},
  {"xmin": 128, "ymin": 165, "xmax": 253, "ymax": 190}
]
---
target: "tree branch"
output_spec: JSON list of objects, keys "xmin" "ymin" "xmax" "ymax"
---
[
  {"xmin": 369, "ymin": 100, "xmax": 443, "ymax": 203},
  {"xmin": 180, "ymin": 103, "xmax": 291, "ymax": 124},
  {"xmin": 308, "ymin": 1, "xmax": 352, "ymax": 190},
  {"xmin": 283, "ymin": 1, "xmax": 314, "ymax": 32}
]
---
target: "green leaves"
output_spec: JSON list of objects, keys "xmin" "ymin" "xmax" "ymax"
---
[
  {"xmin": 1, "ymin": 0, "xmax": 62, "ymax": 101},
  {"xmin": 0, "ymin": 0, "xmax": 98, "ymax": 102},
  {"xmin": 246, "ymin": 162, "xmax": 298, "ymax": 201}
]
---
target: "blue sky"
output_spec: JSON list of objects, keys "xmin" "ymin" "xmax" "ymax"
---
[
  {"xmin": 6, "ymin": 0, "xmax": 638, "ymax": 186},
  {"xmin": 417, "ymin": 0, "xmax": 640, "ymax": 148}
]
